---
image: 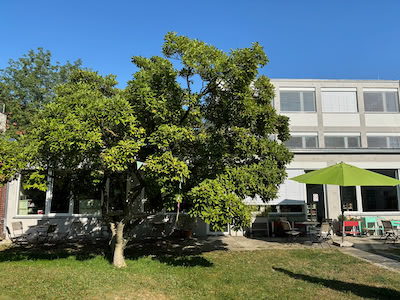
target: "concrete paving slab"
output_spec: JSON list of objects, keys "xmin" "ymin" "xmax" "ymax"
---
[{"xmin": 340, "ymin": 247, "xmax": 400, "ymax": 273}]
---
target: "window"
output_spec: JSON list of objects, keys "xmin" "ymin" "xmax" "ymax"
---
[
  {"xmin": 51, "ymin": 170, "xmax": 102, "ymax": 215},
  {"xmin": 364, "ymin": 90, "xmax": 399, "ymax": 112},
  {"xmin": 18, "ymin": 171, "xmax": 46, "ymax": 215},
  {"xmin": 72, "ymin": 171, "xmax": 102, "ymax": 215},
  {"xmin": 321, "ymin": 88, "xmax": 358, "ymax": 112},
  {"xmin": 285, "ymin": 134, "xmax": 318, "ymax": 149},
  {"xmin": 341, "ymin": 186, "xmax": 357, "ymax": 211},
  {"xmin": 280, "ymin": 90, "xmax": 316, "ymax": 112},
  {"xmin": 367, "ymin": 136, "xmax": 400, "ymax": 148},
  {"xmin": 324, "ymin": 135, "xmax": 360, "ymax": 148},
  {"xmin": 361, "ymin": 169, "xmax": 399, "ymax": 212},
  {"xmin": 108, "ymin": 174, "xmax": 127, "ymax": 211},
  {"xmin": 51, "ymin": 171, "xmax": 72, "ymax": 213}
]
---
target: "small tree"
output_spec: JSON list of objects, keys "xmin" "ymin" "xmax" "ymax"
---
[
  {"xmin": 17, "ymin": 33, "xmax": 292, "ymax": 267},
  {"xmin": 26, "ymin": 70, "xmax": 145, "ymax": 267}
]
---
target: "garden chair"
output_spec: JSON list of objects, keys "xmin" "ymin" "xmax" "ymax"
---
[
  {"xmin": 37, "ymin": 224, "xmax": 59, "ymax": 244},
  {"xmin": 363, "ymin": 217, "xmax": 382, "ymax": 236},
  {"xmin": 6, "ymin": 222, "xmax": 35, "ymax": 246},
  {"xmin": 391, "ymin": 220, "xmax": 400, "ymax": 230},
  {"xmin": 281, "ymin": 221, "xmax": 301, "ymax": 242},
  {"xmin": 381, "ymin": 220, "xmax": 399, "ymax": 244},
  {"xmin": 312, "ymin": 222, "xmax": 333, "ymax": 247}
]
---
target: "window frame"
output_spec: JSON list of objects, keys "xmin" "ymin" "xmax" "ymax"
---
[
  {"xmin": 16, "ymin": 169, "xmax": 104, "ymax": 218},
  {"xmin": 285, "ymin": 133, "xmax": 319, "ymax": 149},
  {"xmin": 363, "ymin": 89, "xmax": 399, "ymax": 113},
  {"xmin": 324, "ymin": 133, "xmax": 361, "ymax": 149},
  {"xmin": 361, "ymin": 169, "xmax": 399, "ymax": 212},
  {"xmin": 279, "ymin": 88, "xmax": 316, "ymax": 113},
  {"xmin": 367, "ymin": 134, "xmax": 400, "ymax": 149},
  {"xmin": 16, "ymin": 171, "xmax": 47, "ymax": 216}
]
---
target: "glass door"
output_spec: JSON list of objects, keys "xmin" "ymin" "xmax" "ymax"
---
[{"xmin": 306, "ymin": 184, "xmax": 325, "ymax": 222}]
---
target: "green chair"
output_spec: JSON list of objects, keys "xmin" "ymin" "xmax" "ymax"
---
[
  {"xmin": 391, "ymin": 220, "xmax": 400, "ymax": 230},
  {"xmin": 363, "ymin": 217, "xmax": 382, "ymax": 236}
]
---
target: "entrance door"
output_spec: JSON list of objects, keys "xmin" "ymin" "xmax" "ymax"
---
[{"xmin": 306, "ymin": 184, "xmax": 325, "ymax": 222}]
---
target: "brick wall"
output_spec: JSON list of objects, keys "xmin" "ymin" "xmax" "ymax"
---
[{"xmin": 0, "ymin": 185, "xmax": 6, "ymax": 239}]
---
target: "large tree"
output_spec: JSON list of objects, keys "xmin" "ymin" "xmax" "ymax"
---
[
  {"xmin": 18, "ymin": 33, "xmax": 292, "ymax": 267},
  {"xmin": 127, "ymin": 32, "xmax": 292, "ymax": 230},
  {"xmin": 0, "ymin": 48, "xmax": 82, "ymax": 133}
]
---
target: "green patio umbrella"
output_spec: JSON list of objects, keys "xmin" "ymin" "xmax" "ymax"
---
[{"xmin": 290, "ymin": 162, "xmax": 400, "ymax": 246}]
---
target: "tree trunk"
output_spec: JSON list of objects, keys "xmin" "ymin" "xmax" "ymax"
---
[{"xmin": 110, "ymin": 221, "xmax": 127, "ymax": 268}]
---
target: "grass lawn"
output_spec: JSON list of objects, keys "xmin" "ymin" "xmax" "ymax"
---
[{"xmin": 0, "ymin": 246, "xmax": 399, "ymax": 300}]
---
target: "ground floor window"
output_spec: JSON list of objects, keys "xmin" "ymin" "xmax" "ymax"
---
[
  {"xmin": 72, "ymin": 171, "xmax": 102, "ymax": 215},
  {"xmin": 51, "ymin": 170, "xmax": 102, "ymax": 215},
  {"xmin": 18, "ymin": 171, "xmax": 46, "ymax": 215},
  {"xmin": 361, "ymin": 169, "xmax": 399, "ymax": 211},
  {"xmin": 51, "ymin": 171, "xmax": 71, "ymax": 213},
  {"xmin": 341, "ymin": 186, "xmax": 357, "ymax": 211},
  {"xmin": 107, "ymin": 174, "xmax": 127, "ymax": 211}
]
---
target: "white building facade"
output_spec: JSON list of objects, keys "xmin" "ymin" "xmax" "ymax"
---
[{"xmin": 272, "ymin": 79, "xmax": 400, "ymax": 224}]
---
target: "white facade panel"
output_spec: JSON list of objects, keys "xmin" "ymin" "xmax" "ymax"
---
[
  {"xmin": 365, "ymin": 114, "xmax": 400, "ymax": 127},
  {"xmin": 280, "ymin": 87, "xmax": 315, "ymax": 91},
  {"xmin": 283, "ymin": 113, "xmax": 318, "ymax": 127},
  {"xmin": 322, "ymin": 113, "xmax": 360, "ymax": 126},
  {"xmin": 286, "ymin": 162, "xmax": 328, "ymax": 169}
]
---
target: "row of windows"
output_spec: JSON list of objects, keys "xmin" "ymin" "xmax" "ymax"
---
[
  {"xmin": 285, "ymin": 134, "xmax": 400, "ymax": 149},
  {"xmin": 341, "ymin": 170, "xmax": 399, "ymax": 212},
  {"xmin": 17, "ymin": 171, "xmax": 128, "ymax": 216},
  {"xmin": 280, "ymin": 89, "xmax": 399, "ymax": 113}
]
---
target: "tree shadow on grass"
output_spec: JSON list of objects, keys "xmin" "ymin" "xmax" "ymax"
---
[
  {"xmin": 121, "ymin": 236, "xmax": 227, "ymax": 267},
  {"xmin": 0, "ymin": 237, "xmax": 226, "ymax": 267},
  {"xmin": 152, "ymin": 255, "xmax": 213, "ymax": 267},
  {"xmin": 0, "ymin": 242, "xmax": 103, "ymax": 262},
  {"xmin": 273, "ymin": 267, "xmax": 400, "ymax": 300}
]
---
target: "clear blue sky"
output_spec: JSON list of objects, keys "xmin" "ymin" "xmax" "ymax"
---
[{"xmin": 1, "ymin": 1, "xmax": 400, "ymax": 87}]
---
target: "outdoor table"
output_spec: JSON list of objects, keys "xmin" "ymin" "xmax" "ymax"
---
[{"xmin": 295, "ymin": 221, "xmax": 319, "ymax": 235}]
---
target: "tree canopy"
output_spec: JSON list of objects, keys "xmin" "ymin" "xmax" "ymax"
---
[
  {"xmin": 0, "ymin": 48, "xmax": 82, "ymax": 133},
  {"xmin": 2, "ymin": 33, "xmax": 292, "ymax": 267},
  {"xmin": 126, "ymin": 32, "xmax": 292, "ymax": 230}
]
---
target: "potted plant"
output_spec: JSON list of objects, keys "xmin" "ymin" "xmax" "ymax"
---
[{"xmin": 175, "ymin": 214, "xmax": 196, "ymax": 238}]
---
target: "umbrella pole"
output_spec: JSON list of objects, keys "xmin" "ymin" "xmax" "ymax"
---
[
  {"xmin": 340, "ymin": 186, "xmax": 345, "ymax": 246},
  {"xmin": 342, "ymin": 209, "xmax": 345, "ymax": 246}
]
